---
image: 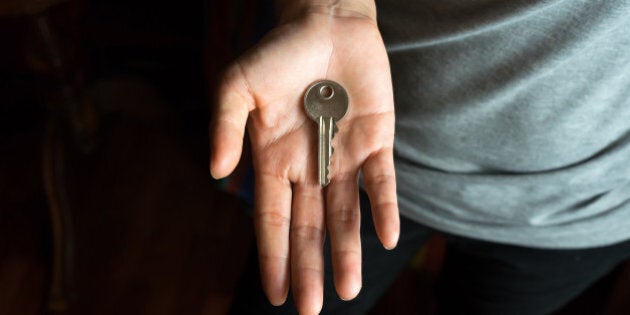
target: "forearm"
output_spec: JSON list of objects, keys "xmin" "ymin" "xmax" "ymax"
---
[{"xmin": 274, "ymin": 0, "xmax": 377, "ymax": 23}]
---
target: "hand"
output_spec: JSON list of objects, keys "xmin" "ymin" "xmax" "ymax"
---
[{"xmin": 210, "ymin": 8, "xmax": 399, "ymax": 314}]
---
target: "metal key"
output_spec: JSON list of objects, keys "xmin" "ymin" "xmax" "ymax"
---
[{"xmin": 304, "ymin": 80, "xmax": 349, "ymax": 186}]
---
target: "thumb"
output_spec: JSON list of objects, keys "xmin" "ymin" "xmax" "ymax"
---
[{"xmin": 210, "ymin": 64, "xmax": 255, "ymax": 179}]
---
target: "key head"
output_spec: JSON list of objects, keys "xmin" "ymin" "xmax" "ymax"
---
[{"xmin": 304, "ymin": 80, "xmax": 349, "ymax": 122}]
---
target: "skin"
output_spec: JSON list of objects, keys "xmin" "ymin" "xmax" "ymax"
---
[{"xmin": 210, "ymin": 2, "xmax": 399, "ymax": 314}]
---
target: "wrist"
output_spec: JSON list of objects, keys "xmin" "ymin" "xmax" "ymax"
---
[{"xmin": 275, "ymin": 0, "xmax": 377, "ymax": 24}]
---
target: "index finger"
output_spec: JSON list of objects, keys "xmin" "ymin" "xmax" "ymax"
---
[{"xmin": 362, "ymin": 148, "xmax": 400, "ymax": 250}]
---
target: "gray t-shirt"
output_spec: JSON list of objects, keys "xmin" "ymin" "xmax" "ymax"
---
[{"xmin": 377, "ymin": 0, "xmax": 630, "ymax": 248}]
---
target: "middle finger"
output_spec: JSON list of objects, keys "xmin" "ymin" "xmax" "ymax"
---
[
  {"xmin": 291, "ymin": 183, "xmax": 326, "ymax": 314},
  {"xmin": 326, "ymin": 173, "xmax": 362, "ymax": 301}
]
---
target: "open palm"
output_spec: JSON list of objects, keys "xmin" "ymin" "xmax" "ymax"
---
[{"xmin": 211, "ymin": 12, "xmax": 399, "ymax": 314}]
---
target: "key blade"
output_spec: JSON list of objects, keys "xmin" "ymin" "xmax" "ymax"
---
[{"xmin": 318, "ymin": 116, "xmax": 334, "ymax": 186}]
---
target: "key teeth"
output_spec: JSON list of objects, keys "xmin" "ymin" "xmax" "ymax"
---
[
  {"xmin": 323, "ymin": 121, "xmax": 336, "ymax": 187},
  {"xmin": 328, "ymin": 145, "xmax": 334, "ymax": 182},
  {"xmin": 326, "ymin": 145, "xmax": 335, "ymax": 182}
]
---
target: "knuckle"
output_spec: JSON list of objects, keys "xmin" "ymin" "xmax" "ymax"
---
[
  {"xmin": 214, "ymin": 115, "xmax": 244, "ymax": 131},
  {"xmin": 330, "ymin": 206, "xmax": 359, "ymax": 228},
  {"xmin": 331, "ymin": 248, "xmax": 362, "ymax": 263},
  {"xmin": 296, "ymin": 265, "xmax": 322, "ymax": 276},
  {"xmin": 258, "ymin": 252, "xmax": 288, "ymax": 261},
  {"xmin": 374, "ymin": 200, "xmax": 398, "ymax": 211},
  {"xmin": 291, "ymin": 225, "xmax": 325, "ymax": 243},
  {"xmin": 256, "ymin": 211, "xmax": 291, "ymax": 230},
  {"xmin": 364, "ymin": 172, "xmax": 395, "ymax": 187}
]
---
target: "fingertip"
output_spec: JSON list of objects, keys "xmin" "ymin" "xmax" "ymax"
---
[
  {"xmin": 209, "ymin": 156, "xmax": 229, "ymax": 179},
  {"xmin": 209, "ymin": 155, "xmax": 232, "ymax": 179},
  {"xmin": 382, "ymin": 230, "xmax": 399, "ymax": 250},
  {"xmin": 310, "ymin": 304, "xmax": 324, "ymax": 315},
  {"xmin": 261, "ymin": 263, "xmax": 290, "ymax": 307},
  {"xmin": 379, "ymin": 212, "xmax": 400, "ymax": 250},
  {"xmin": 331, "ymin": 251, "xmax": 362, "ymax": 302},
  {"xmin": 338, "ymin": 278, "xmax": 362, "ymax": 301},
  {"xmin": 296, "ymin": 300, "xmax": 323, "ymax": 315},
  {"xmin": 209, "ymin": 129, "xmax": 243, "ymax": 179},
  {"xmin": 293, "ymin": 283, "xmax": 323, "ymax": 315},
  {"xmin": 371, "ymin": 203, "xmax": 399, "ymax": 251},
  {"xmin": 268, "ymin": 292, "xmax": 288, "ymax": 307},
  {"xmin": 209, "ymin": 161, "xmax": 223, "ymax": 180}
]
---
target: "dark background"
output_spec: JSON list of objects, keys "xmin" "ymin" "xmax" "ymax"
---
[{"xmin": 1, "ymin": 1, "xmax": 628, "ymax": 314}]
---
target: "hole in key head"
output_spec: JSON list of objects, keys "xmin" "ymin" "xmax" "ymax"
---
[{"xmin": 319, "ymin": 85, "xmax": 334, "ymax": 100}]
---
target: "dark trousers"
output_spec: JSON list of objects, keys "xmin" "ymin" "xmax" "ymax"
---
[{"xmin": 230, "ymin": 191, "xmax": 630, "ymax": 315}]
